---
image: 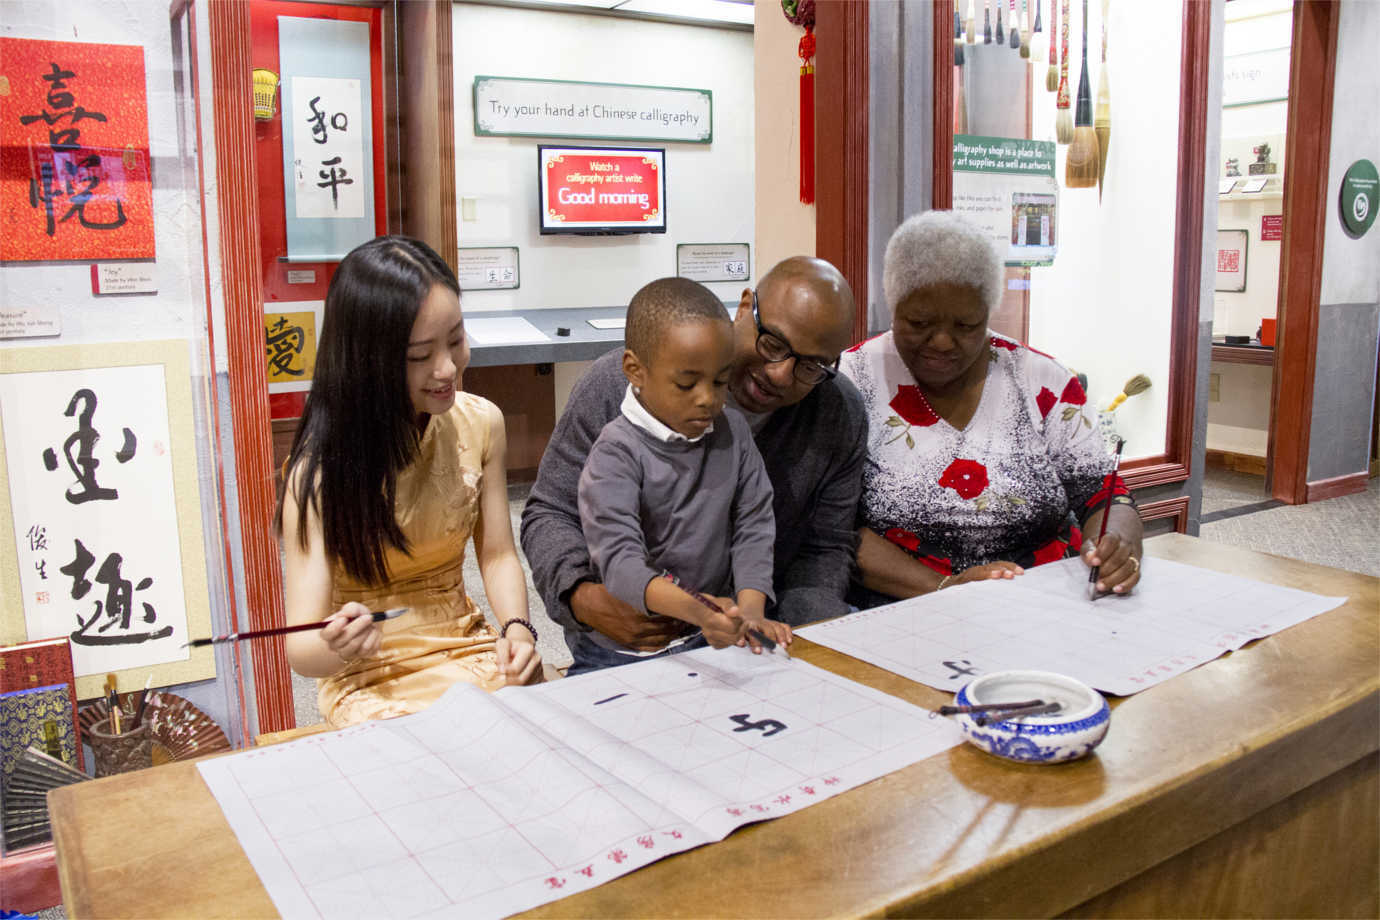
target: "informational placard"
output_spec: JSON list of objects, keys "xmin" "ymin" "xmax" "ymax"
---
[
  {"xmin": 1215, "ymin": 229, "xmax": 1248, "ymax": 293},
  {"xmin": 474, "ymin": 76, "xmax": 712, "ymax": 143},
  {"xmin": 539, "ymin": 146, "xmax": 666, "ymax": 234},
  {"xmin": 1222, "ymin": 47, "xmax": 1290, "ymax": 108},
  {"xmin": 676, "ymin": 244, "xmax": 750, "ymax": 283},
  {"xmin": 277, "ymin": 16, "xmax": 376, "ymax": 261},
  {"xmin": 0, "ymin": 342, "xmax": 214, "ymax": 699},
  {"xmin": 0, "ymin": 37, "xmax": 155, "ymax": 262},
  {"xmin": 456, "ymin": 247, "xmax": 520, "ymax": 291},
  {"xmin": 1260, "ymin": 214, "xmax": 1283, "ymax": 242},
  {"xmin": 90, "ymin": 263, "xmax": 157, "ymax": 295},
  {"xmin": 0, "ymin": 306, "xmax": 61, "ymax": 340},
  {"xmin": 953, "ymin": 135, "xmax": 1058, "ymax": 267},
  {"xmin": 265, "ymin": 301, "xmax": 323, "ymax": 397},
  {"xmin": 1339, "ymin": 159, "xmax": 1377, "ymax": 239}
]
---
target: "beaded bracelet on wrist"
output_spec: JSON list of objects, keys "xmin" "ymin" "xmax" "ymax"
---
[{"xmin": 502, "ymin": 618, "xmax": 538, "ymax": 643}]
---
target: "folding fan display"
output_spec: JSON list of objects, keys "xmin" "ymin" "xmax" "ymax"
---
[
  {"xmin": 78, "ymin": 690, "xmax": 231, "ymax": 766},
  {"xmin": 1, "ymin": 746, "xmax": 90, "ymax": 851}
]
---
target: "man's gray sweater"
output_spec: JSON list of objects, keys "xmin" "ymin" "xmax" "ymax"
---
[{"xmin": 521, "ymin": 348, "xmax": 866, "ymax": 634}]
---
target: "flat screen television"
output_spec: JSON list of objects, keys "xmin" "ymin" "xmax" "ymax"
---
[{"xmin": 538, "ymin": 144, "xmax": 666, "ymax": 235}]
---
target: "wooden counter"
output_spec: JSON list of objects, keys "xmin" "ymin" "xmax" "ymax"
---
[{"xmin": 48, "ymin": 535, "xmax": 1379, "ymax": 918}]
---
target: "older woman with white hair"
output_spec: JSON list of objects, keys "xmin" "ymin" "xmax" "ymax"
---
[{"xmin": 840, "ymin": 211, "xmax": 1143, "ymax": 605}]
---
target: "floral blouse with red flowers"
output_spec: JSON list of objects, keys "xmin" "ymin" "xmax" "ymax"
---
[{"xmin": 840, "ymin": 330, "xmax": 1130, "ymax": 589}]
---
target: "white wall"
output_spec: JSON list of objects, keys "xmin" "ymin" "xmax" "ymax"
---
[
  {"xmin": 753, "ymin": 0, "xmax": 815, "ymax": 273},
  {"xmin": 451, "ymin": 4, "xmax": 755, "ymax": 311},
  {"xmin": 1025, "ymin": 0, "xmax": 1182, "ymax": 461}
]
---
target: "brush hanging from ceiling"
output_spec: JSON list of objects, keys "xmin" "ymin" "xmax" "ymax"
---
[
  {"xmin": 1095, "ymin": 0, "xmax": 1112, "ymax": 199},
  {"xmin": 1046, "ymin": 0, "xmax": 1059, "ymax": 90},
  {"xmin": 1066, "ymin": 0, "xmax": 1099, "ymax": 187},
  {"xmin": 1056, "ymin": 0, "xmax": 1072, "ymax": 143}
]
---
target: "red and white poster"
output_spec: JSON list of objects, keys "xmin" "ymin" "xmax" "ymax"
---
[
  {"xmin": 0, "ymin": 37, "xmax": 155, "ymax": 261},
  {"xmin": 539, "ymin": 146, "xmax": 665, "ymax": 233},
  {"xmin": 1260, "ymin": 214, "xmax": 1283, "ymax": 241}
]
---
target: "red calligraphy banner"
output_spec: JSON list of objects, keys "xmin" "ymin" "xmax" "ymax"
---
[{"xmin": 0, "ymin": 37, "xmax": 155, "ymax": 261}]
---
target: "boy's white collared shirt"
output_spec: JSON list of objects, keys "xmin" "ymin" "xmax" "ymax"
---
[{"xmin": 619, "ymin": 385, "xmax": 713, "ymax": 443}]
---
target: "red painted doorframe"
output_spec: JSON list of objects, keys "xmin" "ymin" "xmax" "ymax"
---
[{"xmin": 1267, "ymin": 0, "xmax": 1340, "ymax": 505}]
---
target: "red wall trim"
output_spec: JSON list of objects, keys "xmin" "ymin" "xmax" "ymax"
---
[
  {"xmin": 1305, "ymin": 472, "xmax": 1368, "ymax": 504},
  {"xmin": 932, "ymin": 0, "xmax": 954, "ymax": 211},
  {"xmin": 0, "ymin": 844, "xmax": 60, "ymax": 914},
  {"xmin": 208, "ymin": 0, "xmax": 294, "ymax": 733},
  {"xmin": 1137, "ymin": 496, "xmax": 1191, "ymax": 534},
  {"xmin": 1269, "ymin": 0, "xmax": 1339, "ymax": 505},
  {"xmin": 815, "ymin": 0, "xmax": 870, "ymax": 343}
]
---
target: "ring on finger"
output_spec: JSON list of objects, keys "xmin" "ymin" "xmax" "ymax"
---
[{"xmin": 1129, "ymin": 556, "xmax": 1140, "ymax": 572}]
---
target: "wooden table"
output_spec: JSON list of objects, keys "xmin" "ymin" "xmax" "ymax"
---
[{"xmin": 49, "ymin": 535, "xmax": 1379, "ymax": 918}]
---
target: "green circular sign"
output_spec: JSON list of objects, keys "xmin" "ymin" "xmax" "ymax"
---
[{"xmin": 1340, "ymin": 158, "xmax": 1378, "ymax": 238}]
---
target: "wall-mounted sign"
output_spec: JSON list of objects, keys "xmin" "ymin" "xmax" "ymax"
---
[
  {"xmin": 0, "ymin": 37, "xmax": 155, "ymax": 262},
  {"xmin": 0, "ymin": 306, "xmax": 60, "ymax": 340},
  {"xmin": 264, "ymin": 301, "xmax": 323, "ymax": 399},
  {"xmin": 456, "ymin": 247, "xmax": 520, "ymax": 290},
  {"xmin": 539, "ymin": 145, "xmax": 666, "ymax": 235},
  {"xmin": 1339, "ymin": 159, "xmax": 1377, "ymax": 239},
  {"xmin": 952, "ymin": 135, "xmax": 1059, "ymax": 267},
  {"xmin": 676, "ymin": 244, "xmax": 750, "ymax": 283},
  {"xmin": 90, "ymin": 263, "xmax": 157, "ymax": 295},
  {"xmin": 1260, "ymin": 214, "xmax": 1283, "ymax": 242},
  {"xmin": 1215, "ymin": 229, "xmax": 1248, "ymax": 293},
  {"xmin": 475, "ymin": 76, "xmax": 712, "ymax": 144},
  {"xmin": 1222, "ymin": 47, "xmax": 1290, "ymax": 108}
]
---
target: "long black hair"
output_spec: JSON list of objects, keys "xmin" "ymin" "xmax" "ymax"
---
[{"xmin": 275, "ymin": 235, "xmax": 460, "ymax": 586}]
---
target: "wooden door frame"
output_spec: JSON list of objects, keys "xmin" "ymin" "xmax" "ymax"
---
[
  {"xmin": 814, "ymin": 0, "xmax": 870, "ymax": 343},
  {"xmin": 1266, "ymin": 0, "xmax": 1339, "ymax": 504},
  {"xmin": 929, "ymin": 0, "xmax": 1210, "ymax": 496}
]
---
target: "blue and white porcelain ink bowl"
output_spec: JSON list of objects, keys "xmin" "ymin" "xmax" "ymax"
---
[{"xmin": 954, "ymin": 670, "xmax": 1110, "ymax": 764}]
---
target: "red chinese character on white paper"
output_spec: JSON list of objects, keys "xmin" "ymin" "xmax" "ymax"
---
[
  {"xmin": 637, "ymin": 835, "xmax": 654, "ymax": 849},
  {"xmin": 545, "ymin": 877, "xmax": 565, "ymax": 889},
  {"xmin": 576, "ymin": 866, "xmax": 594, "ymax": 878},
  {"xmin": 608, "ymin": 849, "xmax": 628, "ymax": 864}
]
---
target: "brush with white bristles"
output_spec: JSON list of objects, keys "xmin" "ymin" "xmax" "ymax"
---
[
  {"xmin": 1095, "ymin": 0, "xmax": 1112, "ymax": 200},
  {"xmin": 1066, "ymin": 0, "xmax": 1099, "ymax": 187}
]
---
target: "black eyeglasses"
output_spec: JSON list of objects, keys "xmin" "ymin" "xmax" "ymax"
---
[{"xmin": 752, "ymin": 291, "xmax": 839, "ymax": 386}]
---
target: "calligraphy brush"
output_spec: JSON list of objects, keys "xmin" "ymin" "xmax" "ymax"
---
[
  {"xmin": 966, "ymin": 0, "xmax": 977, "ymax": 43},
  {"xmin": 659, "ymin": 572, "xmax": 786, "ymax": 658},
  {"xmin": 1019, "ymin": 0, "xmax": 1031, "ymax": 58},
  {"xmin": 975, "ymin": 701, "xmax": 1062, "ymax": 726},
  {"xmin": 1046, "ymin": 0, "xmax": 1060, "ymax": 90},
  {"xmin": 132, "ymin": 674, "xmax": 153, "ymax": 728},
  {"xmin": 1055, "ymin": 0, "xmax": 1072, "ymax": 142},
  {"xmin": 1033, "ymin": 0, "xmax": 1042, "ymax": 34},
  {"xmin": 1066, "ymin": 0, "xmax": 1099, "ymax": 186},
  {"xmin": 1095, "ymin": 0, "xmax": 1113, "ymax": 200},
  {"xmin": 938, "ymin": 699, "xmax": 1044, "ymax": 715},
  {"xmin": 955, "ymin": 16, "xmax": 969, "ymax": 134},
  {"xmin": 995, "ymin": 0, "xmax": 1005, "ymax": 45},
  {"xmin": 984, "ymin": 0, "xmax": 993, "ymax": 43},
  {"xmin": 1008, "ymin": 0, "xmax": 1020, "ymax": 49},
  {"xmin": 1088, "ymin": 438, "xmax": 1125, "ymax": 600},
  {"xmin": 182, "ymin": 608, "xmax": 408, "ymax": 648}
]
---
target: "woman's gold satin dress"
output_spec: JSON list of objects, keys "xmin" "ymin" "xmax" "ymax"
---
[{"xmin": 317, "ymin": 393, "xmax": 505, "ymax": 728}]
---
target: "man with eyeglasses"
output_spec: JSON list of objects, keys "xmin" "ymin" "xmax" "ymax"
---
[{"xmin": 522, "ymin": 256, "xmax": 866, "ymax": 672}]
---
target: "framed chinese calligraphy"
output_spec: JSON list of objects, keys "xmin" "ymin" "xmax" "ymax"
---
[
  {"xmin": 0, "ymin": 341, "xmax": 214, "ymax": 700},
  {"xmin": 277, "ymin": 16, "xmax": 377, "ymax": 262},
  {"xmin": 264, "ymin": 301, "xmax": 322, "ymax": 397},
  {"xmin": 0, "ymin": 37, "xmax": 155, "ymax": 262}
]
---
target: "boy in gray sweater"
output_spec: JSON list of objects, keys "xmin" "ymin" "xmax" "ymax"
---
[{"xmin": 576, "ymin": 277, "xmax": 793, "ymax": 668}]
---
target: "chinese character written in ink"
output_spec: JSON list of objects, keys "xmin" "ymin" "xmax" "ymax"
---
[
  {"xmin": 27, "ymin": 524, "xmax": 48, "ymax": 552},
  {"xmin": 316, "ymin": 157, "xmax": 354, "ymax": 209},
  {"xmin": 728, "ymin": 713, "xmax": 787, "ymax": 737},
  {"xmin": 305, "ymin": 96, "xmax": 348, "ymax": 144},
  {"xmin": 575, "ymin": 866, "xmax": 594, "ymax": 878},
  {"xmin": 36, "ymin": 591, "xmax": 51, "ymax": 605},
  {"xmin": 543, "ymin": 877, "xmax": 565, "ymax": 890},
  {"xmin": 35, "ymin": 560, "xmax": 48, "ymax": 581},
  {"xmin": 41, "ymin": 388, "xmax": 138, "ymax": 504},
  {"xmin": 942, "ymin": 659, "xmax": 979, "ymax": 679},
  {"xmin": 636, "ymin": 835, "xmax": 653, "ymax": 849},
  {"xmin": 265, "ymin": 316, "xmax": 307, "ymax": 377},
  {"xmin": 608, "ymin": 849, "xmax": 627, "ymax": 864},
  {"xmin": 20, "ymin": 63, "xmax": 125, "ymax": 237},
  {"xmin": 60, "ymin": 538, "xmax": 171, "ymax": 646}
]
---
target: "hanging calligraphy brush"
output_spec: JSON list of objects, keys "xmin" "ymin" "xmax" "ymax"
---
[
  {"xmin": 1009, "ymin": 0, "xmax": 1020, "ymax": 49},
  {"xmin": 955, "ymin": 20, "xmax": 969, "ymax": 135},
  {"xmin": 1033, "ymin": 0, "xmax": 1043, "ymax": 34},
  {"xmin": 995, "ymin": 0, "xmax": 1004, "ymax": 45},
  {"xmin": 1095, "ymin": 0, "xmax": 1113, "ymax": 200},
  {"xmin": 967, "ymin": 0, "xmax": 978, "ymax": 43},
  {"xmin": 1066, "ymin": 0, "xmax": 1099, "ymax": 187},
  {"xmin": 1020, "ymin": 0, "xmax": 1031, "ymax": 58},
  {"xmin": 1046, "ymin": 0, "xmax": 1059, "ymax": 90},
  {"xmin": 984, "ymin": 0, "xmax": 993, "ymax": 43},
  {"xmin": 1056, "ymin": 0, "xmax": 1072, "ymax": 143}
]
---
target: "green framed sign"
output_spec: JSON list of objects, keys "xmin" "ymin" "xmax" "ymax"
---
[
  {"xmin": 1339, "ymin": 159, "xmax": 1377, "ymax": 239},
  {"xmin": 473, "ymin": 75, "xmax": 712, "ymax": 144}
]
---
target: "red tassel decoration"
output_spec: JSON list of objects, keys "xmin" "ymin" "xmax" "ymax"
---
[{"xmin": 799, "ymin": 26, "xmax": 816, "ymax": 204}]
